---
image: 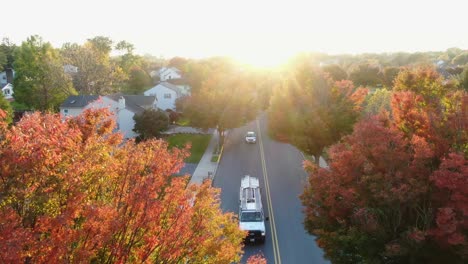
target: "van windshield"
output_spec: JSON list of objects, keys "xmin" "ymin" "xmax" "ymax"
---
[{"xmin": 241, "ymin": 211, "xmax": 262, "ymax": 222}]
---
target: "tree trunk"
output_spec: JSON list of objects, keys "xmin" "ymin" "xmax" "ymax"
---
[{"xmin": 314, "ymin": 154, "xmax": 321, "ymax": 166}]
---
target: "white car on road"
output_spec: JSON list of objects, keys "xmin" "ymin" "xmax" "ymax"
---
[{"xmin": 245, "ymin": 131, "xmax": 256, "ymax": 144}]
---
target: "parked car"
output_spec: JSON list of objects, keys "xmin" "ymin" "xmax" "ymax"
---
[{"xmin": 245, "ymin": 131, "xmax": 256, "ymax": 143}]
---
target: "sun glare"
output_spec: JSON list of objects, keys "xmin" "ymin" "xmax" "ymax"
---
[{"xmin": 234, "ymin": 52, "xmax": 291, "ymax": 69}]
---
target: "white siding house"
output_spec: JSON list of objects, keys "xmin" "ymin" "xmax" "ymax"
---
[
  {"xmin": 1, "ymin": 83, "xmax": 13, "ymax": 100},
  {"xmin": 159, "ymin": 67, "xmax": 182, "ymax": 81},
  {"xmin": 1, "ymin": 69, "xmax": 15, "ymax": 100},
  {"xmin": 80, "ymin": 96, "xmax": 139, "ymax": 139},
  {"xmin": 60, "ymin": 94, "xmax": 157, "ymax": 139},
  {"xmin": 167, "ymin": 79, "xmax": 191, "ymax": 96},
  {"xmin": 144, "ymin": 82, "xmax": 182, "ymax": 111},
  {"xmin": 63, "ymin": 64, "xmax": 78, "ymax": 74},
  {"xmin": 60, "ymin": 95, "xmax": 100, "ymax": 118}
]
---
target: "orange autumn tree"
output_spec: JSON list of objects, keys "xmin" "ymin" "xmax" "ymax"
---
[
  {"xmin": 0, "ymin": 108, "xmax": 245, "ymax": 263},
  {"xmin": 301, "ymin": 66, "xmax": 467, "ymax": 263}
]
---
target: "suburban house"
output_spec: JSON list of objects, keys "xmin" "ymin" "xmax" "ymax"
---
[
  {"xmin": 1, "ymin": 68, "xmax": 15, "ymax": 101},
  {"xmin": 60, "ymin": 94, "xmax": 157, "ymax": 138},
  {"xmin": 159, "ymin": 67, "xmax": 182, "ymax": 81},
  {"xmin": 144, "ymin": 81, "xmax": 188, "ymax": 111},
  {"xmin": 63, "ymin": 64, "xmax": 78, "ymax": 74},
  {"xmin": 167, "ymin": 78, "xmax": 191, "ymax": 95},
  {"xmin": 1, "ymin": 83, "xmax": 14, "ymax": 100}
]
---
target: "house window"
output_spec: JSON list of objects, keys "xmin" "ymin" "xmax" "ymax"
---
[
  {"xmin": 3, "ymin": 89, "xmax": 9, "ymax": 95},
  {"xmin": 164, "ymin": 93, "xmax": 171, "ymax": 99},
  {"xmin": 64, "ymin": 109, "xmax": 68, "ymax": 114}
]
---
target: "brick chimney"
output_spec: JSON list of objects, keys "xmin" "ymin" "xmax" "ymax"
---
[{"xmin": 5, "ymin": 68, "xmax": 14, "ymax": 84}]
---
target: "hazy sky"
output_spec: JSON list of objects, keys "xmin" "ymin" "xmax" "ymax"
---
[{"xmin": 3, "ymin": 0, "xmax": 468, "ymax": 66}]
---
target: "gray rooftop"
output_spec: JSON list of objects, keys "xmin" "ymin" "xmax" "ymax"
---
[
  {"xmin": 106, "ymin": 94, "xmax": 156, "ymax": 114},
  {"xmin": 60, "ymin": 95, "xmax": 99, "ymax": 108},
  {"xmin": 160, "ymin": 81, "xmax": 183, "ymax": 96}
]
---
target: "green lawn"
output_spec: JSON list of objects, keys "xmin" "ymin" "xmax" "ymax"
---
[
  {"xmin": 176, "ymin": 117, "xmax": 191, "ymax": 126},
  {"xmin": 166, "ymin": 134, "xmax": 211, "ymax": 163}
]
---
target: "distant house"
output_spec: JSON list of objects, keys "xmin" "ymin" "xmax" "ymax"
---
[
  {"xmin": 0, "ymin": 68, "xmax": 14, "ymax": 87},
  {"xmin": 59, "ymin": 95, "xmax": 100, "ymax": 117},
  {"xmin": 149, "ymin": 68, "xmax": 160, "ymax": 78},
  {"xmin": 1, "ymin": 83, "xmax": 14, "ymax": 101},
  {"xmin": 63, "ymin": 64, "xmax": 78, "ymax": 74},
  {"xmin": 60, "ymin": 94, "xmax": 157, "ymax": 138},
  {"xmin": 159, "ymin": 67, "xmax": 182, "ymax": 81},
  {"xmin": 167, "ymin": 78, "xmax": 191, "ymax": 95},
  {"xmin": 144, "ymin": 82, "xmax": 186, "ymax": 111},
  {"xmin": 1, "ymin": 68, "xmax": 15, "ymax": 101}
]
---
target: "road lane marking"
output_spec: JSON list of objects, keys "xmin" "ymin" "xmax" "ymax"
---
[{"xmin": 256, "ymin": 120, "xmax": 282, "ymax": 264}]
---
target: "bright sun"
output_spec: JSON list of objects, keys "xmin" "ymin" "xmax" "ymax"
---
[{"xmin": 233, "ymin": 49, "xmax": 293, "ymax": 69}]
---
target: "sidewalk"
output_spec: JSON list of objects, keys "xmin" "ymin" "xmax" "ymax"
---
[
  {"xmin": 163, "ymin": 125, "xmax": 212, "ymax": 135},
  {"xmin": 189, "ymin": 130, "xmax": 220, "ymax": 185}
]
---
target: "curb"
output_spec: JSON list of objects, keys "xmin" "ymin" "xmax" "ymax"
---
[
  {"xmin": 216, "ymin": 145, "xmax": 224, "ymax": 163},
  {"xmin": 211, "ymin": 132, "xmax": 229, "ymax": 185}
]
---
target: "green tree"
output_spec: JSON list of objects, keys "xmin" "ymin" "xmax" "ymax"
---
[
  {"xmin": 184, "ymin": 60, "xmax": 210, "ymax": 93},
  {"xmin": 0, "ymin": 50, "xmax": 5, "ymax": 71},
  {"xmin": 349, "ymin": 62, "xmax": 383, "ymax": 87},
  {"xmin": 322, "ymin": 64, "xmax": 348, "ymax": 81},
  {"xmin": 382, "ymin": 66, "xmax": 400, "ymax": 87},
  {"xmin": 268, "ymin": 62, "xmax": 367, "ymax": 164},
  {"xmin": 393, "ymin": 66, "xmax": 449, "ymax": 104},
  {"xmin": 364, "ymin": 88, "xmax": 392, "ymax": 116},
  {"xmin": 251, "ymin": 69, "xmax": 280, "ymax": 110},
  {"xmin": 460, "ymin": 66, "xmax": 468, "ymax": 91},
  {"xmin": 168, "ymin": 56, "xmax": 188, "ymax": 69},
  {"xmin": 452, "ymin": 51, "xmax": 468, "ymax": 66},
  {"xmin": 446, "ymin": 47, "xmax": 463, "ymax": 61},
  {"xmin": 13, "ymin": 35, "xmax": 76, "ymax": 111},
  {"xmin": 185, "ymin": 72, "xmax": 258, "ymax": 148},
  {"xmin": 0, "ymin": 93, "xmax": 12, "ymax": 123},
  {"xmin": 124, "ymin": 66, "xmax": 152, "ymax": 94},
  {"xmin": 133, "ymin": 109, "xmax": 169, "ymax": 139},
  {"xmin": 0, "ymin": 38, "xmax": 16, "ymax": 70},
  {"xmin": 115, "ymin": 40, "xmax": 142, "ymax": 75},
  {"xmin": 61, "ymin": 37, "xmax": 125, "ymax": 95},
  {"xmin": 87, "ymin": 36, "xmax": 113, "ymax": 56}
]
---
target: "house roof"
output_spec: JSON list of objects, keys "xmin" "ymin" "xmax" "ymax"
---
[
  {"xmin": 1, "ymin": 83, "xmax": 12, "ymax": 91},
  {"xmin": 60, "ymin": 95, "xmax": 99, "ymax": 108},
  {"xmin": 159, "ymin": 67, "xmax": 181, "ymax": 74},
  {"xmin": 167, "ymin": 78, "xmax": 189, "ymax": 86},
  {"xmin": 159, "ymin": 82, "xmax": 183, "ymax": 96},
  {"xmin": 106, "ymin": 94, "xmax": 156, "ymax": 114}
]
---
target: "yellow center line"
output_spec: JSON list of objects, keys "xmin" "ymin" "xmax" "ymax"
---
[{"xmin": 256, "ymin": 120, "xmax": 282, "ymax": 264}]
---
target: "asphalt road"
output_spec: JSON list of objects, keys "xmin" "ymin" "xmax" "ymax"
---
[{"xmin": 213, "ymin": 116, "xmax": 329, "ymax": 264}]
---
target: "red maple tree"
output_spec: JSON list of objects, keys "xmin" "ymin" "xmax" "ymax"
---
[
  {"xmin": 0, "ymin": 108, "xmax": 245, "ymax": 263},
  {"xmin": 302, "ymin": 66, "xmax": 467, "ymax": 263}
]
